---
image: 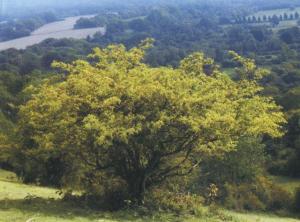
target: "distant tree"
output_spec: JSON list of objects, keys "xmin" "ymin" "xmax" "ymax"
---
[
  {"xmin": 290, "ymin": 14, "xmax": 294, "ymax": 20},
  {"xmin": 284, "ymin": 13, "xmax": 288, "ymax": 20},
  {"xmin": 268, "ymin": 16, "xmax": 272, "ymax": 22},
  {"xmin": 74, "ymin": 18, "xmax": 98, "ymax": 29},
  {"xmin": 271, "ymin": 15, "xmax": 280, "ymax": 26},
  {"xmin": 263, "ymin": 15, "xmax": 267, "ymax": 22},
  {"xmin": 279, "ymin": 15, "xmax": 283, "ymax": 21},
  {"xmin": 242, "ymin": 17, "xmax": 247, "ymax": 24},
  {"xmin": 251, "ymin": 27, "xmax": 266, "ymax": 42},
  {"xmin": 258, "ymin": 17, "xmax": 262, "ymax": 23},
  {"xmin": 106, "ymin": 20, "xmax": 127, "ymax": 34},
  {"xmin": 295, "ymin": 12, "xmax": 300, "ymax": 19},
  {"xmin": 279, "ymin": 27, "xmax": 300, "ymax": 44},
  {"xmin": 235, "ymin": 16, "xmax": 242, "ymax": 24},
  {"xmin": 252, "ymin": 15, "xmax": 257, "ymax": 23},
  {"xmin": 86, "ymin": 35, "xmax": 92, "ymax": 42},
  {"xmin": 41, "ymin": 51, "xmax": 63, "ymax": 68},
  {"xmin": 129, "ymin": 19, "xmax": 150, "ymax": 32}
]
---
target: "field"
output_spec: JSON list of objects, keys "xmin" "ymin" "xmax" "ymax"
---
[
  {"xmin": 246, "ymin": 7, "xmax": 300, "ymax": 31},
  {"xmin": 0, "ymin": 169, "xmax": 299, "ymax": 222},
  {"xmin": 251, "ymin": 7, "xmax": 300, "ymax": 18},
  {"xmin": 272, "ymin": 20, "xmax": 299, "ymax": 32}
]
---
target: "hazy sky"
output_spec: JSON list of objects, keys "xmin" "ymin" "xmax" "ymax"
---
[{"xmin": 1, "ymin": 0, "xmax": 299, "ymax": 17}]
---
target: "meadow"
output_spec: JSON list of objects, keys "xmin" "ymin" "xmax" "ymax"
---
[{"xmin": 0, "ymin": 170, "xmax": 299, "ymax": 222}]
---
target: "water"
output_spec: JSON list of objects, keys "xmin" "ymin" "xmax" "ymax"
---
[{"xmin": 0, "ymin": 15, "xmax": 105, "ymax": 51}]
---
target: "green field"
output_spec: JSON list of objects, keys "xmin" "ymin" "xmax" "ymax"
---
[
  {"xmin": 0, "ymin": 169, "xmax": 300, "ymax": 222},
  {"xmin": 246, "ymin": 7, "xmax": 300, "ymax": 31}
]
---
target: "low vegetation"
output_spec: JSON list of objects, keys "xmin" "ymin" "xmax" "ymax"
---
[{"xmin": 0, "ymin": 169, "xmax": 299, "ymax": 222}]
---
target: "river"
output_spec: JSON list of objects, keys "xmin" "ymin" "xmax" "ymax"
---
[{"xmin": 0, "ymin": 15, "xmax": 105, "ymax": 51}]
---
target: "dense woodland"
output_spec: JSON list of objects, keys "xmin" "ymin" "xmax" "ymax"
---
[{"xmin": 1, "ymin": 0, "xmax": 300, "ymax": 217}]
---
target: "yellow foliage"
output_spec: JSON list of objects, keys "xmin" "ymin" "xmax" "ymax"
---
[{"xmin": 17, "ymin": 40, "xmax": 286, "ymax": 198}]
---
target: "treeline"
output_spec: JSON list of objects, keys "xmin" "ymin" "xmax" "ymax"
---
[{"xmin": 236, "ymin": 11, "xmax": 300, "ymax": 25}]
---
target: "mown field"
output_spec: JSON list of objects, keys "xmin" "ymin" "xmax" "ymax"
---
[{"xmin": 0, "ymin": 169, "xmax": 299, "ymax": 222}]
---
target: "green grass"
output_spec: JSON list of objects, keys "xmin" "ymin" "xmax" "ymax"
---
[
  {"xmin": 230, "ymin": 212, "xmax": 300, "ymax": 222},
  {"xmin": 0, "ymin": 169, "xmax": 299, "ymax": 222}
]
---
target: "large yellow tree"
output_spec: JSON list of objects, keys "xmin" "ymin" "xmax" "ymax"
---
[{"xmin": 18, "ymin": 40, "xmax": 285, "ymax": 203}]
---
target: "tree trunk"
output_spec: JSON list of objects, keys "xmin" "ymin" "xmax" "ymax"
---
[{"xmin": 128, "ymin": 174, "xmax": 146, "ymax": 205}]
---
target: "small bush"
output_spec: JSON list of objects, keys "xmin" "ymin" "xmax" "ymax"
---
[
  {"xmin": 224, "ymin": 183, "xmax": 266, "ymax": 211},
  {"xmin": 84, "ymin": 188, "xmax": 129, "ymax": 211},
  {"xmin": 293, "ymin": 187, "xmax": 300, "ymax": 213},
  {"xmin": 147, "ymin": 189, "xmax": 204, "ymax": 213},
  {"xmin": 268, "ymin": 184, "xmax": 292, "ymax": 211},
  {"xmin": 223, "ymin": 176, "xmax": 292, "ymax": 212}
]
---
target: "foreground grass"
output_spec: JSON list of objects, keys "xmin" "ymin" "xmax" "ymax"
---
[
  {"xmin": 231, "ymin": 212, "xmax": 300, "ymax": 222},
  {"xmin": 0, "ymin": 169, "xmax": 299, "ymax": 222}
]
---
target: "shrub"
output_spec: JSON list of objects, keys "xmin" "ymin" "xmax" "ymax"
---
[
  {"xmin": 224, "ymin": 183, "xmax": 266, "ymax": 211},
  {"xmin": 147, "ymin": 189, "xmax": 204, "ymax": 213},
  {"xmin": 223, "ymin": 176, "xmax": 292, "ymax": 212},
  {"xmin": 293, "ymin": 187, "xmax": 300, "ymax": 213},
  {"xmin": 268, "ymin": 184, "xmax": 292, "ymax": 211}
]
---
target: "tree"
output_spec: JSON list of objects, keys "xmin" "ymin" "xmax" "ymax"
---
[
  {"xmin": 279, "ymin": 15, "xmax": 283, "ymax": 21},
  {"xmin": 263, "ymin": 15, "xmax": 267, "ymax": 22},
  {"xmin": 74, "ymin": 18, "xmax": 98, "ymax": 29},
  {"xmin": 251, "ymin": 27, "xmax": 266, "ymax": 42},
  {"xmin": 18, "ymin": 40, "xmax": 285, "ymax": 204},
  {"xmin": 268, "ymin": 16, "xmax": 272, "ymax": 22},
  {"xmin": 258, "ymin": 17, "xmax": 262, "ymax": 23},
  {"xmin": 271, "ymin": 15, "xmax": 280, "ymax": 27}
]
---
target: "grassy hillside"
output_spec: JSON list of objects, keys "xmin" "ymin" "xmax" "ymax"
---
[{"xmin": 0, "ymin": 169, "xmax": 299, "ymax": 222}]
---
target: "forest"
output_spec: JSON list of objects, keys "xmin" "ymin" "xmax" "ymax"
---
[{"xmin": 1, "ymin": 0, "xmax": 300, "ymax": 221}]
